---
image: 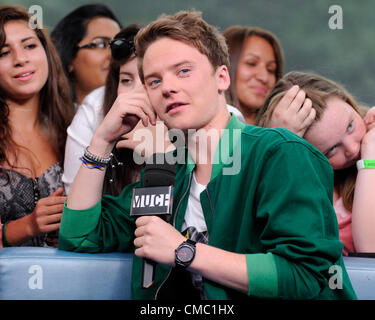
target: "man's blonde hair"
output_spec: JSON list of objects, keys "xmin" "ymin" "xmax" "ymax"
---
[{"xmin": 135, "ymin": 10, "xmax": 229, "ymax": 83}]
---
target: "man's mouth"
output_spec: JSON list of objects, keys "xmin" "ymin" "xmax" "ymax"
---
[{"xmin": 166, "ymin": 102, "xmax": 187, "ymax": 113}]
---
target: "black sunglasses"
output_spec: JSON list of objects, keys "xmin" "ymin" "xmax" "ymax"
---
[{"xmin": 109, "ymin": 38, "xmax": 136, "ymax": 61}]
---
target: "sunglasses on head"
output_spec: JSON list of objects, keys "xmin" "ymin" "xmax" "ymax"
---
[{"xmin": 109, "ymin": 38, "xmax": 136, "ymax": 61}]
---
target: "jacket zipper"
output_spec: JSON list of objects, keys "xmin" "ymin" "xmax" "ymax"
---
[
  {"xmin": 155, "ymin": 170, "xmax": 193, "ymax": 300},
  {"xmin": 206, "ymin": 187, "xmax": 214, "ymax": 218}
]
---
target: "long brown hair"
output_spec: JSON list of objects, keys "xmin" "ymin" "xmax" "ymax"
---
[
  {"xmin": 256, "ymin": 71, "xmax": 365, "ymax": 211},
  {"xmin": 0, "ymin": 5, "xmax": 74, "ymax": 179},
  {"xmin": 222, "ymin": 25, "xmax": 284, "ymax": 109},
  {"xmin": 102, "ymin": 24, "xmax": 144, "ymax": 196}
]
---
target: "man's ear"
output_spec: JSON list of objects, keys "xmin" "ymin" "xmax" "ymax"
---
[{"xmin": 216, "ymin": 65, "xmax": 231, "ymax": 93}]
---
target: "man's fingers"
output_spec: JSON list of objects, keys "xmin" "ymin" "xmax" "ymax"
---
[
  {"xmin": 134, "ymin": 225, "xmax": 146, "ymax": 238},
  {"xmin": 135, "ymin": 215, "xmax": 156, "ymax": 227}
]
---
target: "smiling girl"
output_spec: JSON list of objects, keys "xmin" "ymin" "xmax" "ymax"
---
[
  {"xmin": 51, "ymin": 4, "xmax": 121, "ymax": 106},
  {"xmin": 222, "ymin": 26, "xmax": 284, "ymax": 124},
  {"xmin": 0, "ymin": 6, "xmax": 74, "ymax": 247}
]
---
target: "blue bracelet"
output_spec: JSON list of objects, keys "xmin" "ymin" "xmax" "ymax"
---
[{"xmin": 80, "ymin": 157, "xmax": 106, "ymax": 171}]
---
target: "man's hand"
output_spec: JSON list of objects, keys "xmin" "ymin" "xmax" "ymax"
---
[
  {"xmin": 93, "ymin": 87, "xmax": 157, "ymax": 149},
  {"xmin": 134, "ymin": 216, "xmax": 186, "ymax": 265}
]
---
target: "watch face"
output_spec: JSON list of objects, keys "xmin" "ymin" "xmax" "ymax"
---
[{"xmin": 177, "ymin": 245, "xmax": 194, "ymax": 263}]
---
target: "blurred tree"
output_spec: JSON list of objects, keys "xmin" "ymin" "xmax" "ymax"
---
[{"xmin": 3, "ymin": 0, "xmax": 375, "ymax": 106}]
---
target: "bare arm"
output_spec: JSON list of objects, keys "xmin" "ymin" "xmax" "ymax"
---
[
  {"xmin": 133, "ymin": 216, "xmax": 249, "ymax": 293},
  {"xmin": 190, "ymin": 243, "xmax": 248, "ymax": 293},
  {"xmin": 352, "ymin": 110, "xmax": 375, "ymax": 252},
  {"xmin": 66, "ymin": 88, "xmax": 156, "ymax": 210},
  {"xmin": 62, "ymin": 99, "xmax": 103, "ymax": 194}
]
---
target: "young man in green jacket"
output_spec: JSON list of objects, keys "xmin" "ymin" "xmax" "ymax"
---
[{"xmin": 58, "ymin": 10, "xmax": 356, "ymax": 300}]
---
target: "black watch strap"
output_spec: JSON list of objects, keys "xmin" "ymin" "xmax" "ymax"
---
[{"xmin": 185, "ymin": 239, "xmax": 196, "ymax": 246}]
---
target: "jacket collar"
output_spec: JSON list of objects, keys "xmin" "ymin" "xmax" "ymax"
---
[{"xmin": 184, "ymin": 114, "xmax": 245, "ymax": 181}]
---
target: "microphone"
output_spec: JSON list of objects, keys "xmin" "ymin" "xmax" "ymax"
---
[{"xmin": 130, "ymin": 154, "xmax": 176, "ymax": 289}]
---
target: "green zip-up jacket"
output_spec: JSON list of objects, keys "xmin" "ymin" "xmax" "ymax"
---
[{"xmin": 59, "ymin": 115, "xmax": 356, "ymax": 300}]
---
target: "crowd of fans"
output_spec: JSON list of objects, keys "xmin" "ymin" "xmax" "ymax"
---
[{"xmin": 1, "ymin": 3, "xmax": 372, "ymax": 300}]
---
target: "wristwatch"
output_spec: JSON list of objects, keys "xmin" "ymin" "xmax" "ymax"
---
[{"xmin": 175, "ymin": 239, "xmax": 196, "ymax": 268}]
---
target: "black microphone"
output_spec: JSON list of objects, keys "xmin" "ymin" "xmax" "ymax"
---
[{"xmin": 130, "ymin": 154, "xmax": 176, "ymax": 289}]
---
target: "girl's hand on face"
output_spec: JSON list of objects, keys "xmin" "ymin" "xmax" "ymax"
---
[
  {"xmin": 268, "ymin": 85, "xmax": 316, "ymax": 137},
  {"xmin": 361, "ymin": 127, "xmax": 375, "ymax": 158},
  {"xmin": 364, "ymin": 106, "xmax": 375, "ymax": 130},
  {"xmin": 360, "ymin": 107, "xmax": 375, "ymax": 158}
]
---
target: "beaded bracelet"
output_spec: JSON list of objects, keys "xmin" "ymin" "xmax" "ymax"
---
[
  {"xmin": 84, "ymin": 146, "xmax": 112, "ymax": 165},
  {"xmin": 80, "ymin": 157, "xmax": 106, "ymax": 171}
]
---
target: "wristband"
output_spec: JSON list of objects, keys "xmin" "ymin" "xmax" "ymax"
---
[
  {"xmin": 2, "ymin": 222, "xmax": 11, "ymax": 247},
  {"xmin": 356, "ymin": 159, "xmax": 375, "ymax": 170},
  {"xmin": 84, "ymin": 146, "xmax": 112, "ymax": 165},
  {"xmin": 80, "ymin": 157, "xmax": 106, "ymax": 171}
]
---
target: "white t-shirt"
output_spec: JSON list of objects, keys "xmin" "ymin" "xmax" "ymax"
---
[
  {"xmin": 181, "ymin": 173, "xmax": 207, "ymax": 233},
  {"xmin": 226, "ymin": 104, "xmax": 246, "ymax": 123}
]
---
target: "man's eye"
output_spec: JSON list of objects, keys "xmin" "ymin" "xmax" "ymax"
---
[{"xmin": 148, "ymin": 79, "xmax": 161, "ymax": 88}]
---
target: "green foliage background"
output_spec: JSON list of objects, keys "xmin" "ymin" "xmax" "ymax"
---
[{"xmin": 4, "ymin": 0, "xmax": 375, "ymax": 106}]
